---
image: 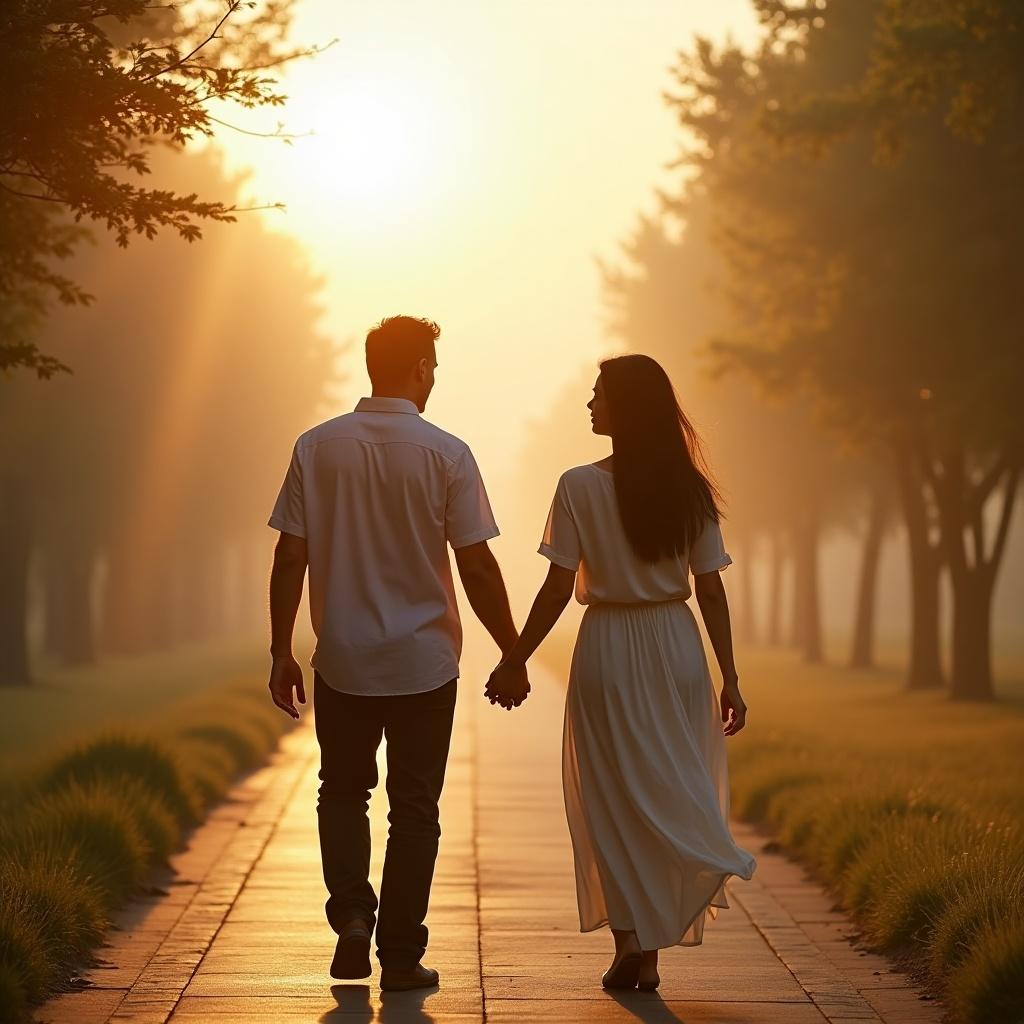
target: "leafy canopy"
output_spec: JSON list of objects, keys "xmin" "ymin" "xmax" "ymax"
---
[{"xmin": 0, "ymin": 0, "xmax": 328, "ymax": 377}]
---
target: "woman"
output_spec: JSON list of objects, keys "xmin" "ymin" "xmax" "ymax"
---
[{"xmin": 486, "ymin": 354, "xmax": 756, "ymax": 991}]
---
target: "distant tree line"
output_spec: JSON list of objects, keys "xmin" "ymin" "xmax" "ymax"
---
[
  {"xmin": 0, "ymin": 147, "xmax": 337, "ymax": 685},
  {"xmin": 0, "ymin": 3, "xmax": 337, "ymax": 685},
  {"xmin": 528, "ymin": 0, "xmax": 1021, "ymax": 701}
]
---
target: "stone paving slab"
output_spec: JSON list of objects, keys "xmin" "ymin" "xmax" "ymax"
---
[{"xmin": 36, "ymin": 635, "xmax": 945, "ymax": 1024}]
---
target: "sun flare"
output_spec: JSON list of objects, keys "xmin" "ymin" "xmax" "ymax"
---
[{"xmin": 284, "ymin": 69, "xmax": 455, "ymax": 218}]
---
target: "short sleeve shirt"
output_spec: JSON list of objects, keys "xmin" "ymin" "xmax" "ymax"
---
[
  {"xmin": 269, "ymin": 397, "xmax": 499, "ymax": 695},
  {"xmin": 539, "ymin": 464, "xmax": 731, "ymax": 604}
]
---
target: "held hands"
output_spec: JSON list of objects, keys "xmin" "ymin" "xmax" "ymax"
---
[
  {"xmin": 268, "ymin": 654, "xmax": 306, "ymax": 720},
  {"xmin": 484, "ymin": 659, "xmax": 531, "ymax": 711},
  {"xmin": 720, "ymin": 680, "xmax": 747, "ymax": 737}
]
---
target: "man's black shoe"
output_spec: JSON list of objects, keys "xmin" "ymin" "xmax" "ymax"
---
[
  {"xmin": 379, "ymin": 963, "xmax": 439, "ymax": 992},
  {"xmin": 330, "ymin": 919, "xmax": 372, "ymax": 979}
]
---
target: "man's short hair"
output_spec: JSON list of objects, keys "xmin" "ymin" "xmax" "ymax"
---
[{"xmin": 365, "ymin": 316, "xmax": 440, "ymax": 386}]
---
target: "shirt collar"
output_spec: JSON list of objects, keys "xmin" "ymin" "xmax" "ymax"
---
[{"xmin": 355, "ymin": 397, "xmax": 421, "ymax": 415}]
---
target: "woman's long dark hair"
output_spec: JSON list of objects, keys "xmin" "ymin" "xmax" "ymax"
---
[{"xmin": 599, "ymin": 354, "xmax": 722, "ymax": 564}]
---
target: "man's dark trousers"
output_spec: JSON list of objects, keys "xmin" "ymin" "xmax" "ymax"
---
[{"xmin": 313, "ymin": 672, "xmax": 457, "ymax": 970}]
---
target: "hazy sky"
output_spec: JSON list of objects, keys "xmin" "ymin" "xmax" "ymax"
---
[{"xmin": 216, "ymin": 1, "xmax": 759, "ymax": 472}]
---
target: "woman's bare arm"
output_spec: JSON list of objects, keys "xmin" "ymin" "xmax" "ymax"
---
[
  {"xmin": 694, "ymin": 569, "xmax": 747, "ymax": 735},
  {"xmin": 485, "ymin": 563, "xmax": 576, "ymax": 708}
]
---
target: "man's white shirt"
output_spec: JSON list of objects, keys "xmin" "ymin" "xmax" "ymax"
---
[{"xmin": 269, "ymin": 397, "xmax": 499, "ymax": 696}]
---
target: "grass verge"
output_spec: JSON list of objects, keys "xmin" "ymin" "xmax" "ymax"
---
[
  {"xmin": 728, "ymin": 651, "xmax": 1024, "ymax": 1024},
  {"xmin": 0, "ymin": 676, "xmax": 291, "ymax": 1021}
]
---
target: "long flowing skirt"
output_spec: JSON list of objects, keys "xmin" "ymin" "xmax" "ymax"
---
[{"xmin": 562, "ymin": 599, "xmax": 756, "ymax": 950}]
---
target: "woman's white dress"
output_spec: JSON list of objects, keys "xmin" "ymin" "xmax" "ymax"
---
[{"xmin": 540, "ymin": 464, "xmax": 756, "ymax": 950}]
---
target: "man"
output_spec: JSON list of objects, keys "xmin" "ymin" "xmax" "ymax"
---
[{"xmin": 267, "ymin": 316, "xmax": 529, "ymax": 992}]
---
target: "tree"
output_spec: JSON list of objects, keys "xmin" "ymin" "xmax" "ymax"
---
[
  {"xmin": 0, "ymin": 145, "xmax": 338, "ymax": 684},
  {"xmin": 657, "ymin": 0, "xmax": 1022, "ymax": 698},
  {"xmin": 0, "ymin": 0, "xmax": 327, "ymax": 375},
  {"xmin": 751, "ymin": 0, "xmax": 1023, "ymax": 699},
  {"xmin": 864, "ymin": 0, "xmax": 1023, "ymax": 700},
  {"xmin": 847, "ymin": 464, "xmax": 892, "ymax": 670}
]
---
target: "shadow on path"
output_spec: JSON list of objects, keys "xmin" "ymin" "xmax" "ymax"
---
[
  {"xmin": 324, "ymin": 982, "xmax": 440, "ymax": 1023},
  {"xmin": 605, "ymin": 989, "xmax": 687, "ymax": 1024}
]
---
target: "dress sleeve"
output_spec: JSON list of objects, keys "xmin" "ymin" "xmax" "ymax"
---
[
  {"xmin": 268, "ymin": 441, "xmax": 307, "ymax": 538},
  {"xmin": 446, "ymin": 448, "xmax": 500, "ymax": 549},
  {"xmin": 689, "ymin": 517, "xmax": 732, "ymax": 576},
  {"xmin": 538, "ymin": 475, "xmax": 581, "ymax": 571}
]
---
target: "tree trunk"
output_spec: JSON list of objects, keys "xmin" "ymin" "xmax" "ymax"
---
[
  {"xmin": 43, "ymin": 534, "xmax": 98, "ymax": 666},
  {"xmin": 736, "ymin": 531, "xmax": 758, "ymax": 646},
  {"xmin": 42, "ymin": 544, "xmax": 66, "ymax": 659},
  {"xmin": 0, "ymin": 482, "xmax": 33, "ymax": 685},
  {"xmin": 101, "ymin": 542, "xmax": 152, "ymax": 655},
  {"xmin": 849, "ymin": 481, "xmax": 888, "ymax": 669},
  {"xmin": 949, "ymin": 571, "xmax": 994, "ymax": 701},
  {"xmin": 895, "ymin": 447, "xmax": 945, "ymax": 690},
  {"xmin": 768, "ymin": 531, "xmax": 784, "ymax": 647},
  {"xmin": 939, "ymin": 457, "xmax": 1019, "ymax": 702},
  {"xmin": 791, "ymin": 510, "xmax": 823, "ymax": 664},
  {"xmin": 62, "ymin": 545, "xmax": 98, "ymax": 665},
  {"xmin": 145, "ymin": 552, "xmax": 179, "ymax": 651},
  {"xmin": 906, "ymin": 549, "xmax": 944, "ymax": 690}
]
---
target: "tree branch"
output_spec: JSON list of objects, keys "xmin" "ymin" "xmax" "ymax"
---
[
  {"xmin": 969, "ymin": 499, "xmax": 984, "ymax": 573},
  {"xmin": 971, "ymin": 453, "xmax": 1009, "ymax": 511},
  {"xmin": 920, "ymin": 443, "xmax": 969, "ymax": 579},
  {"xmin": 140, "ymin": 1, "xmax": 243, "ymax": 82},
  {"xmin": 0, "ymin": 181, "xmax": 67, "ymax": 205},
  {"xmin": 986, "ymin": 462, "xmax": 1021, "ymax": 576},
  {"xmin": 205, "ymin": 115, "xmax": 310, "ymax": 140}
]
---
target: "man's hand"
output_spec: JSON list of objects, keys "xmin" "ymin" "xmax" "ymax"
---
[
  {"xmin": 484, "ymin": 660, "xmax": 531, "ymax": 711},
  {"xmin": 720, "ymin": 681, "xmax": 747, "ymax": 737},
  {"xmin": 269, "ymin": 654, "xmax": 306, "ymax": 720}
]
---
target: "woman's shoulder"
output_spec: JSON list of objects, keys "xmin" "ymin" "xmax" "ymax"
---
[{"xmin": 557, "ymin": 463, "xmax": 608, "ymax": 490}]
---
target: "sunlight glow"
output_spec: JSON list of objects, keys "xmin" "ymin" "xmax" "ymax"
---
[
  {"xmin": 212, "ymin": 0, "xmax": 762, "ymax": 463},
  {"xmin": 286, "ymin": 70, "xmax": 455, "ymax": 218}
]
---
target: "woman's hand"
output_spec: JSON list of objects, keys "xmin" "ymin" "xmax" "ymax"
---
[
  {"xmin": 485, "ymin": 660, "xmax": 531, "ymax": 711},
  {"xmin": 720, "ymin": 681, "xmax": 747, "ymax": 736}
]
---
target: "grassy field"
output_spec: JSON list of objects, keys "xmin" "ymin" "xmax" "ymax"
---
[
  {"xmin": 0, "ymin": 638, "xmax": 297, "ymax": 1021},
  {"xmin": 0, "ymin": 640, "xmax": 277, "ymax": 772},
  {"xmin": 539, "ymin": 636, "xmax": 1024, "ymax": 1024}
]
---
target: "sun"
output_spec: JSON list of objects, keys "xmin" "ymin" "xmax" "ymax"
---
[{"xmin": 282, "ymin": 67, "xmax": 456, "ymax": 220}]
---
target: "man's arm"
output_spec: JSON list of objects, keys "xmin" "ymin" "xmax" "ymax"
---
[
  {"xmin": 453, "ymin": 540, "xmax": 519, "ymax": 657},
  {"xmin": 485, "ymin": 563, "xmax": 575, "ymax": 708},
  {"xmin": 268, "ymin": 531, "xmax": 308, "ymax": 719}
]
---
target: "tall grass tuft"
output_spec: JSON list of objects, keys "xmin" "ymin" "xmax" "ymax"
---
[
  {"xmin": 948, "ymin": 919, "xmax": 1024, "ymax": 1024},
  {"xmin": 44, "ymin": 735, "xmax": 200, "ymax": 824},
  {"xmin": 173, "ymin": 738, "xmax": 236, "ymax": 807},
  {"xmin": 734, "ymin": 766, "xmax": 828, "ymax": 822},
  {"xmin": 179, "ymin": 723, "xmax": 262, "ymax": 774},
  {"xmin": 0, "ymin": 677, "xmax": 294, "ymax": 1020},
  {"xmin": 111, "ymin": 780, "xmax": 180, "ymax": 862},
  {"xmin": 20, "ymin": 783, "xmax": 150, "ymax": 907},
  {"xmin": 811, "ymin": 792, "xmax": 947, "ymax": 879},
  {"xmin": 0, "ymin": 960, "xmax": 28, "ymax": 1024},
  {"xmin": 0, "ymin": 856, "xmax": 106, "ymax": 966},
  {"xmin": 929, "ymin": 834, "xmax": 1024, "ymax": 977},
  {"xmin": 0, "ymin": 911, "xmax": 50, "ymax": 1003}
]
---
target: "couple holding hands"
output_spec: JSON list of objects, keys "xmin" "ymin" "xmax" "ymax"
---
[{"xmin": 267, "ymin": 315, "xmax": 755, "ymax": 994}]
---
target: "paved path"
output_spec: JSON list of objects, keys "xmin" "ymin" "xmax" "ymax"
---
[{"xmin": 37, "ymin": 639, "xmax": 944, "ymax": 1024}]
